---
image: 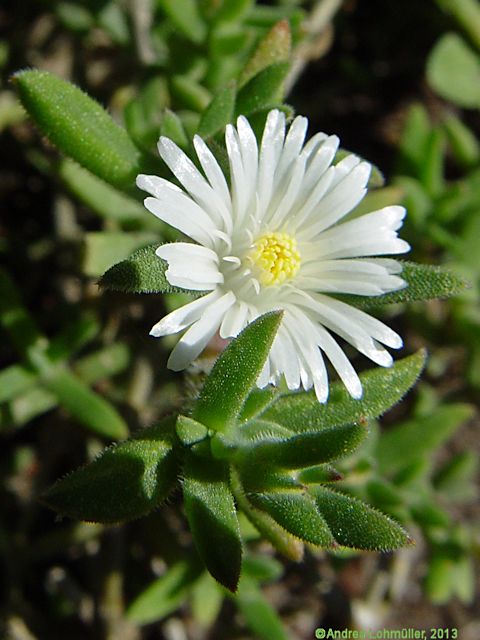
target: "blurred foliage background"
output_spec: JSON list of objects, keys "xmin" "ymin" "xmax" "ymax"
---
[{"xmin": 0, "ymin": 0, "xmax": 479, "ymax": 638}]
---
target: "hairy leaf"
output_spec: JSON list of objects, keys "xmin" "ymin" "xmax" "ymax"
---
[
  {"xmin": 250, "ymin": 490, "xmax": 334, "ymax": 547},
  {"xmin": 183, "ymin": 454, "xmax": 242, "ymax": 591},
  {"xmin": 193, "ymin": 311, "xmax": 282, "ymax": 432},
  {"xmin": 235, "ymin": 62, "xmax": 290, "ymax": 116},
  {"xmin": 239, "ymin": 20, "xmax": 291, "ymax": 87},
  {"xmin": 311, "ymin": 487, "xmax": 411, "ymax": 551},
  {"xmin": 197, "ymin": 83, "xmax": 236, "ymax": 138},
  {"xmin": 42, "ymin": 419, "xmax": 178, "ymax": 522},
  {"xmin": 237, "ymin": 423, "xmax": 367, "ymax": 468},
  {"xmin": 261, "ymin": 350, "xmax": 426, "ymax": 432},
  {"xmin": 99, "ymin": 244, "xmax": 193, "ymax": 294},
  {"xmin": 13, "ymin": 70, "xmax": 141, "ymax": 187},
  {"xmin": 338, "ymin": 262, "xmax": 468, "ymax": 311}
]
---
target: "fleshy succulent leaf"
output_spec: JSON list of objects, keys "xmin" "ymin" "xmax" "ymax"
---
[
  {"xmin": 42, "ymin": 418, "xmax": 179, "ymax": 523},
  {"xmin": 182, "ymin": 453, "xmax": 242, "ymax": 591},
  {"xmin": 260, "ymin": 350, "xmax": 426, "ymax": 432},
  {"xmin": 13, "ymin": 70, "xmax": 141, "ymax": 188},
  {"xmin": 192, "ymin": 311, "xmax": 282, "ymax": 432},
  {"xmin": 310, "ymin": 486, "xmax": 412, "ymax": 551},
  {"xmin": 249, "ymin": 490, "xmax": 335, "ymax": 547}
]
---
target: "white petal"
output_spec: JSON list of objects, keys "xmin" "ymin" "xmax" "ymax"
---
[
  {"xmin": 137, "ymin": 174, "xmax": 182, "ymax": 197},
  {"xmin": 150, "ymin": 290, "xmax": 220, "ymax": 336},
  {"xmin": 300, "ymin": 135, "xmax": 339, "ymax": 195},
  {"xmin": 314, "ymin": 323, "xmax": 363, "ymax": 399},
  {"xmin": 167, "ymin": 292, "xmax": 236, "ymax": 370},
  {"xmin": 193, "ymin": 135, "xmax": 233, "ymax": 232},
  {"xmin": 276, "ymin": 326, "xmax": 301, "ymax": 390},
  {"xmin": 274, "ymin": 115, "xmax": 308, "ymax": 187},
  {"xmin": 157, "ymin": 242, "xmax": 222, "ymax": 290},
  {"xmin": 158, "ymin": 136, "xmax": 229, "ymax": 231},
  {"xmin": 144, "ymin": 196, "xmax": 215, "ymax": 246},
  {"xmin": 266, "ymin": 153, "xmax": 307, "ymax": 229},
  {"xmin": 257, "ymin": 110, "xmax": 286, "ymax": 216},
  {"xmin": 313, "ymin": 294, "xmax": 403, "ymax": 349},
  {"xmin": 226, "ymin": 124, "xmax": 248, "ymax": 223},
  {"xmin": 157, "ymin": 242, "xmax": 218, "ymax": 263},
  {"xmin": 237, "ymin": 115, "xmax": 259, "ymax": 213},
  {"xmin": 219, "ymin": 300, "xmax": 249, "ymax": 338},
  {"xmin": 298, "ymin": 162, "xmax": 371, "ymax": 238},
  {"xmin": 284, "ymin": 309, "xmax": 329, "ymax": 402}
]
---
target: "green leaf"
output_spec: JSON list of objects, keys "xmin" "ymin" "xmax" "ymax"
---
[
  {"xmin": 0, "ymin": 364, "xmax": 37, "ymax": 404},
  {"xmin": 83, "ymin": 231, "xmax": 159, "ymax": 277},
  {"xmin": 437, "ymin": 0, "xmax": 480, "ymax": 51},
  {"xmin": 0, "ymin": 268, "xmax": 50, "ymax": 373},
  {"xmin": 13, "ymin": 70, "xmax": 141, "ymax": 188},
  {"xmin": 420, "ymin": 129, "xmax": 445, "ymax": 198},
  {"xmin": 231, "ymin": 470, "xmax": 303, "ymax": 561},
  {"xmin": 58, "ymin": 159, "xmax": 154, "ymax": 227},
  {"xmin": 338, "ymin": 262, "xmax": 469, "ymax": 311},
  {"xmin": 124, "ymin": 78, "xmax": 169, "ymax": 152},
  {"xmin": 43, "ymin": 367, "xmax": 129, "ymax": 440},
  {"xmin": 235, "ymin": 62, "xmax": 290, "ymax": 117},
  {"xmin": 238, "ymin": 387, "xmax": 279, "ymax": 423},
  {"xmin": 183, "ymin": 454, "xmax": 242, "ymax": 591},
  {"xmin": 238, "ymin": 423, "xmax": 367, "ymax": 469},
  {"xmin": 73, "ymin": 343, "xmax": 130, "ymax": 382},
  {"xmin": 443, "ymin": 114, "xmax": 480, "ymax": 169},
  {"xmin": 176, "ymin": 415, "xmax": 208, "ymax": 446},
  {"xmin": 56, "ymin": 2, "xmax": 93, "ymax": 32},
  {"xmin": 190, "ymin": 572, "xmax": 223, "ymax": 628},
  {"xmin": 297, "ymin": 465, "xmax": 343, "ymax": 485},
  {"xmin": 249, "ymin": 490, "xmax": 334, "ymax": 547},
  {"xmin": 235, "ymin": 577, "xmax": 289, "ymax": 640},
  {"xmin": 397, "ymin": 103, "xmax": 432, "ymax": 176},
  {"xmin": 433, "ymin": 451, "xmax": 478, "ymax": 500},
  {"xmin": 242, "ymin": 554, "xmax": 283, "ymax": 583},
  {"xmin": 171, "ymin": 76, "xmax": 212, "ymax": 112},
  {"xmin": 427, "ymin": 33, "xmax": 480, "ymax": 108},
  {"xmin": 239, "ymin": 20, "xmax": 291, "ymax": 88},
  {"xmin": 310, "ymin": 487, "xmax": 411, "ymax": 551},
  {"xmin": 261, "ymin": 350, "xmax": 426, "ymax": 432},
  {"xmin": 192, "ymin": 311, "xmax": 282, "ymax": 432},
  {"xmin": 158, "ymin": 0, "xmax": 207, "ymax": 43},
  {"xmin": 213, "ymin": 0, "xmax": 253, "ymax": 24},
  {"xmin": 127, "ymin": 560, "xmax": 202, "ymax": 625},
  {"xmin": 197, "ymin": 83, "xmax": 236, "ymax": 138},
  {"xmin": 42, "ymin": 419, "xmax": 179, "ymax": 523},
  {"xmin": 160, "ymin": 109, "xmax": 188, "ymax": 148},
  {"xmin": 99, "ymin": 244, "xmax": 192, "ymax": 294},
  {"xmin": 376, "ymin": 403, "xmax": 475, "ymax": 475}
]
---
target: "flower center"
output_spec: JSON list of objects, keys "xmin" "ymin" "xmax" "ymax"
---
[{"xmin": 248, "ymin": 232, "xmax": 301, "ymax": 286}]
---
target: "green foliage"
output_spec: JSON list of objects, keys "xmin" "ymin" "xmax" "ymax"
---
[
  {"xmin": 310, "ymin": 487, "xmax": 411, "ymax": 551},
  {"xmin": 235, "ymin": 61, "xmax": 290, "ymax": 116},
  {"xmin": 261, "ymin": 350, "xmax": 426, "ymax": 432},
  {"xmin": 193, "ymin": 311, "xmax": 282, "ymax": 432},
  {"xmin": 249, "ymin": 490, "xmax": 335, "ymax": 546},
  {"xmin": 183, "ymin": 453, "xmax": 243, "ymax": 591},
  {"xmin": 197, "ymin": 83, "xmax": 236, "ymax": 138},
  {"xmin": 99, "ymin": 244, "xmax": 187, "ymax": 294},
  {"xmin": 42, "ymin": 419, "xmax": 178, "ymax": 522},
  {"xmin": 13, "ymin": 70, "xmax": 142, "ymax": 187},
  {"xmin": 339, "ymin": 262, "xmax": 468, "ymax": 311},
  {"xmin": 127, "ymin": 560, "xmax": 203, "ymax": 625},
  {"xmin": 428, "ymin": 32, "xmax": 480, "ymax": 108}
]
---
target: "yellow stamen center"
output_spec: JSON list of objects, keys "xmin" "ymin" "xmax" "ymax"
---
[{"xmin": 249, "ymin": 232, "xmax": 301, "ymax": 286}]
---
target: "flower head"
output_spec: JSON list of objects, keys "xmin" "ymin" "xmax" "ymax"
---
[{"xmin": 137, "ymin": 110, "xmax": 410, "ymax": 402}]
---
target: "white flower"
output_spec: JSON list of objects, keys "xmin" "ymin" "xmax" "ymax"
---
[{"xmin": 137, "ymin": 110, "xmax": 410, "ymax": 402}]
